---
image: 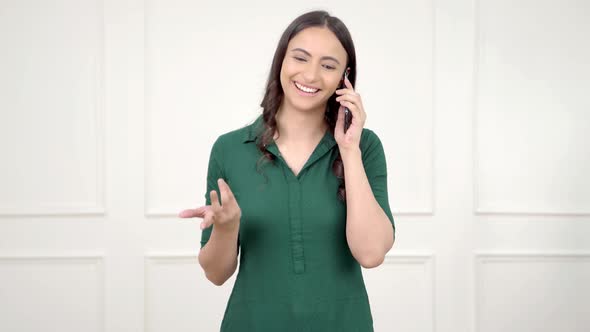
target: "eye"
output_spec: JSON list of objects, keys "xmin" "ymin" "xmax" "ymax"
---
[
  {"xmin": 322, "ymin": 64, "xmax": 336, "ymax": 70},
  {"xmin": 294, "ymin": 56, "xmax": 307, "ymax": 62}
]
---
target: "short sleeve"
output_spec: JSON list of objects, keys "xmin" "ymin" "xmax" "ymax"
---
[
  {"xmin": 360, "ymin": 129, "xmax": 395, "ymax": 233},
  {"xmin": 200, "ymin": 137, "xmax": 224, "ymax": 249}
]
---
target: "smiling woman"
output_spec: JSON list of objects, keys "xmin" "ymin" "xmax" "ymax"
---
[
  {"xmin": 178, "ymin": 9, "xmax": 395, "ymax": 332},
  {"xmin": 260, "ymin": 14, "xmax": 357, "ymax": 199},
  {"xmin": 280, "ymin": 29, "xmax": 347, "ymax": 103}
]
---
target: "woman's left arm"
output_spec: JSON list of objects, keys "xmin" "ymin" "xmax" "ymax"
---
[
  {"xmin": 341, "ymin": 148, "xmax": 394, "ymax": 268},
  {"xmin": 334, "ymin": 75, "xmax": 394, "ymax": 268}
]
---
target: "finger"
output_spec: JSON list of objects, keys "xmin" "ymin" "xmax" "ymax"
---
[
  {"xmin": 338, "ymin": 100, "xmax": 356, "ymax": 110},
  {"xmin": 335, "ymin": 93, "xmax": 361, "ymax": 104},
  {"xmin": 335, "ymin": 79, "xmax": 355, "ymax": 95},
  {"xmin": 210, "ymin": 189, "xmax": 222, "ymax": 213},
  {"xmin": 200, "ymin": 210, "xmax": 215, "ymax": 230},
  {"xmin": 217, "ymin": 178, "xmax": 236, "ymax": 204},
  {"xmin": 338, "ymin": 100, "xmax": 361, "ymax": 123},
  {"xmin": 338, "ymin": 92, "xmax": 364, "ymax": 120},
  {"xmin": 335, "ymin": 88, "xmax": 355, "ymax": 95},
  {"xmin": 335, "ymin": 105, "xmax": 346, "ymax": 133},
  {"xmin": 178, "ymin": 206, "xmax": 209, "ymax": 218},
  {"xmin": 344, "ymin": 74, "xmax": 354, "ymax": 90}
]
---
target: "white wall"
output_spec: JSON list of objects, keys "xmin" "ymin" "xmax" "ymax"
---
[{"xmin": 0, "ymin": 0, "xmax": 588, "ymax": 331}]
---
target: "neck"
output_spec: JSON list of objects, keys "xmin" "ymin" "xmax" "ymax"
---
[{"xmin": 274, "ymin": 103, "xmax": 328, "ymax": 143}]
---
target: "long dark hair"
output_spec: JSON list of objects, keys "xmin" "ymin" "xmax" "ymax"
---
[{"xmin": 256, "ymin": 10, "xmax": 357, "ymax": 202}]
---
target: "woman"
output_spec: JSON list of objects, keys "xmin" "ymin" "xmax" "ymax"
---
[{"xmin": 179, "ymin": 10, "xmax": 395, "ymax": 331}]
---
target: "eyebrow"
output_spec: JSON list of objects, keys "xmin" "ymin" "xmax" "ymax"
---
[{"xmin": 290, "ymin": 48, "xmax": 341, "ymax": 65}]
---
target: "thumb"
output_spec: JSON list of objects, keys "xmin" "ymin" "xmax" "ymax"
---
[
  {"xmin": 200, "ymin": 210, "xmax": 215, "ymax": 230},
  {"xmin": 335, "ymin": 105, "xmax": 345, "ymax": 133}
]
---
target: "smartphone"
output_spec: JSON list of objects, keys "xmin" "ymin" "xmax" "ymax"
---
[{"xmin": 342, "ymin": 68, "xmax": 352, "ymax": 133}]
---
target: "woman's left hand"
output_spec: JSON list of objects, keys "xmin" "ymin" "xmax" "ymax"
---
[{"xmin": 334, "ymin": 75, "xmax": 366, "ymax": 152}]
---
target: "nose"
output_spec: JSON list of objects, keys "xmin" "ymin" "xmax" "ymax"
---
[{"xmin": 301, "ymin": 63, "xmax": 320, "ymax": 83}]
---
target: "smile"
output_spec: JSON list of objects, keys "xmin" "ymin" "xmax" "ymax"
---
[{"xmin": 293, "ymin": 81, "xmax": 320, "ymax": 95}]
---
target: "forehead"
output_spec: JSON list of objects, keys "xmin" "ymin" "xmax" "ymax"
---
[{"xmin": 288, "ymin": 27, "xmax": 347, "ymax": 62}]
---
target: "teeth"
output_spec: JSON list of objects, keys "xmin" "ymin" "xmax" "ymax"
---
[{"xmin": 295, "ymin": 82, "xmax": 319, "ymax": 93}]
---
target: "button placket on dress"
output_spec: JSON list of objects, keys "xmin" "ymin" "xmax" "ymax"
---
[
  {"xmin": 287, "ymin": 174, "xmax": 305, "ymax": 274},
  {"xmin": 266, "ymin": 132, "xmax": 336, "ymax": 274}
]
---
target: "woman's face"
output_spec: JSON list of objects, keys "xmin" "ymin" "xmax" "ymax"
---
[{"xmin": 279, "ymin": 26, "xmax": 348, "ymax": 113}]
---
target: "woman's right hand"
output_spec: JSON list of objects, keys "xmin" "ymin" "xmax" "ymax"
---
[{"xmin": 178, "ymin": 178, "xmax": 241, "ymax": 231}]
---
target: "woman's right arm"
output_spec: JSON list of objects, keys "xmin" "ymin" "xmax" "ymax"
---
[
  {"xmin": 198, "ymin": 221, "xmax": 239, "ymax": 286},
  {"xmin": 188, "ymin": 177, "xmax": 241, "ymax": 286},
  {"xmin": 179, "ymin": 138, "xmax": 241, "ymax": 286},
  {"xmin": 180, "ymin": 181, "xmax": 241, "ymax": 286}
]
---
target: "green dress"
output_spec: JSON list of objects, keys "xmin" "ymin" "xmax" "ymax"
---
[{"xmin": 201, "ymin": 114, "xmax": 395, "ymax": 332}]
